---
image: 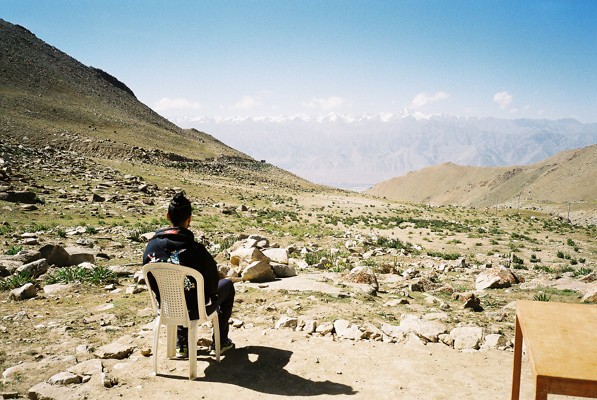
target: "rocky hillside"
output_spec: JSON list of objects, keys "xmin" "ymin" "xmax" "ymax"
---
[
  {"xmin": 0, "ymin": 19, "xmax": 313, "ymax": 191},
  {"xmin": 366, "ymin": 144, "xmax": 597, "ymax": 224}
]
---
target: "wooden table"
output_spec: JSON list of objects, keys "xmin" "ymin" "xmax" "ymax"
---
[{"xmin": 511, "ymin": 300, "xmax": 597, "ymax": 400}]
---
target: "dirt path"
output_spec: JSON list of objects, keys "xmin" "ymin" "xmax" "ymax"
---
[{"xmin": 42, "ymin": 326, "xmax": 585, "ymax": 400}]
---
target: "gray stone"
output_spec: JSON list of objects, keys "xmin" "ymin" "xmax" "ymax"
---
[
  {"xmin": 241, "ymin": 260, "xmax": 275, "ymax": 282},
  {"xmin": 39, "ymin": 244, "xmax": 71, "ymax": 267},
  {"xmin": 315, "ymin": 322, "xmax": 334, "ymax": 336},
  {"xmin": 345, "ymin": 266, "xmax": 378, "ymax": 291},
  {"xmin": 16, "ymin": 258, "xmax": 48, "ymax": 278},
  {"xmin": 0, "ymin": 259, "xmax": 21, "ymax": 276},
  {"xmin": 475, "ymin": 267, "xmax": 519, "ymax": 290},
  {"xmin": 11, "ymin": 250, "xmax": 42, "ymax": 264},
  {"xmin": 0, "ymin": 190, "xmax": 39, "ymax": 204},
  {"xmin": 333, "ymin": 319, "xmax": 365, "ymax": 340},
  {"xmin": 64, "ymin": 247, "xmax": 95, "ymax": 265},
  {"xmin": 9, "ymin": 283, "xmax": 37, "ymax": 301},
  {"xmin": 43, "ymin": 283, "xmax": 77, "ymax": 295},
  {"xmin": 48, "ymin": 371, "xmax": 82, "ymax": 385},
  {"xmin": 271, "ymin": 263, "xmax": 297, "ymax": 278},
  {"xmin": 262, "ymin": 248, "xmax": 289, "ymax": 265},
  {"xmin": 380, "ymin": 323, "xmax": 408, "ymax": 342},
  {"xmin": 67, "ymin": 359, "xmax": 104, "ymax": 376},
  {"xmin": 483, "ymin": 333, "xmax": 508, "ymax": 349},
  {"xmin": 275, "ymin": 316, "xmax": 298, "ymax": 329},
  {"xmin": 101, "ymin": 372, "xmax": 118, "ymax": 388},
  {"xmin": 94, "ymin": 342, "xmax": 134, "ymax": 360},
  {"xmin": 108, "ymin": 264, "xmax": 136, "ymax": 277},
  {"xmin": 231, "ymin": 247, "xmax": 270, "ymax": 268},
  {"xmin": 399, "ymin": 314, "xmax": 448, "ymax": 343},
  {"xmin": 28, "ymin": 382, "xmax": 80, "ymax": 400},
  {"xmin": 451, "ymin": 326, "xmax": 484, "ymax": 350}
]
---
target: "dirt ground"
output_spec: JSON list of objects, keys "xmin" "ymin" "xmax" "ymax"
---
[{"xmin": 29, "ymin": 325, "xmax": 591, "ymax": 400}]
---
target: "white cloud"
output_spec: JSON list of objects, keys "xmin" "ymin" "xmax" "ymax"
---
[
  {"xmin": 154, "ymin": 97, "xmax": 201, "ymax": 111},
  {"xmin": 303, "ymin": 96, "xmax": 346, "ymax": 110},
  {"xmin": 234, "ymin": 95, "xmax": 262, "ymax": 110},
  {"xmin": 493, "ymin": 91, "xmax": 513, "ymax": 109},
  {"xmin": 411, "ymin": 92, "xmax": 449, "ymax": 109}
]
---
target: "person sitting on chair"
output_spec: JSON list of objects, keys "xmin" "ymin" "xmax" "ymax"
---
[{"xmin": 142, "ymin": 191, "xmax": 235, "ymax": 358}]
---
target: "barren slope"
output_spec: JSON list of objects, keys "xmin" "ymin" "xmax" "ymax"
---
[
  {"xmin": 367, "ymin": 144, "xmax": 597, "ymax": 211},
  {"xmin": 0, "ymin": 19, "xmax": 315, "ymax": 191}
]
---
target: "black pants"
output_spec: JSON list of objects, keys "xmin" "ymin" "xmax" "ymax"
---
[{"xmin": 177, "ymin": 278, "xmax": 235, "ymax": 347}]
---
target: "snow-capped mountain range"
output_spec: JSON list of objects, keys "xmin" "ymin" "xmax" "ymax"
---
[{"xmin": 174, "ymin": 112, "xmax": 597, "ymax": 190}]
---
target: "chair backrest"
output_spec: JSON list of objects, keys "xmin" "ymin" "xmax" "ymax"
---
[{"xmin": 142, "ymin": 262, "xmax": 209, "ymax": 325}]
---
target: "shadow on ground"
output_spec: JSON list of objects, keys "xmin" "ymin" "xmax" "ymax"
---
[{"xmin": 194, "ymin": 345, "xmax": 357, "ymax": 396}]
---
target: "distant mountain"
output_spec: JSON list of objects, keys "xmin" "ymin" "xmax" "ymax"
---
[
  {"xmin": 365, "ymin": 144, "xmax": 597, "ymax": 209},
  {"xmin": 0, "ymin": 19, "xmax": 313, "ymax": 190},
  {"xmin": 180, "ymin": 113, "xmax": 597, "ymax": 188}
]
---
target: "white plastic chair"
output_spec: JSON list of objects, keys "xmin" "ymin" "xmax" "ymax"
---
[{"xmin": 142, "ymin": 262, "xmax": 220, "ymax": 380}]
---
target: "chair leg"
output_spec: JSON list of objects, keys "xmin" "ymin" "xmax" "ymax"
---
[
  {"xmin": 152, "ymin": 318, "xmax": 160, "ymax": 375},
  {"xmin": 213, "ymin": 314, "xmax": 221, "ymax": 362},
  {"xmin": 189, "ymin": 322, "xmax": 197, "ymax": 380},
  {"xmin": 166, "ymin": 324, "xmax": 176, "ymax": 358}
]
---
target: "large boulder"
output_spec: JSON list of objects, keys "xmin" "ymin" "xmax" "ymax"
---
[
  {"xmin": 230, "ymin": 247, "xmax": 270, "ymax": 269},
  {"xmin": 262, "ymin": 248, "xmax": 289, "ymax": 265},
  {"xmin": 39, "ymin": 244, "xmax": 71, "ymax": 267},
  {"xmin": 241, "ymin": 260, "xmax": 275, "ymax": 282},
  {"xmin": 64, "ymin": 247, "xmax": 95, "ymax": 265},
  {"xmin": 271, "ymin": 263, "xmax": 297, "ymax": 278},
  {"xmin": 475, "ymin": 267, "xmax": 519, "ymax": 290},
  {"xmin": 16, "ymin": 258, "xmax": 48, "ymax": 278},
  {"xmin": 0, "ymin": 190, "xmax": 40, "ymax": 204},
  {"xmin": 11, "ymin": 250, "xmax": 42, "ymax": 264}
]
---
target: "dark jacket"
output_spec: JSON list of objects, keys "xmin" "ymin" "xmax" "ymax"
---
[{"xmin": 142, "ymin": 227, "xmax": 219, "ymax": 319}]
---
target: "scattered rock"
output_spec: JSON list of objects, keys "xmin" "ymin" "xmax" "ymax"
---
[
  {"xmin": 9, "ymin": 283, "xmax": 37, "ymax": 300},
  {"xmin": 475, "ymin": 267, "xmax": 519, "ymax": 290},
  {"xmin": 241, "ymin": 260, "xmax": 276, "ymax": 282},
  {"xmin": 94, "ymin": 342, "xmax": 134, "ymax": 360},
  {"xmin": 450, "ymin": 326, "xmax": 484, "ymax": 350},
  {"xmin": 334, "ymin": 319, "xmax": 365, "ymax": 340},
  {"xmin": 275, "ymin": 316, "xmax": 298, "ymax": 329},
  {"xmin": 47, "ymin": 371, "xmax": 81, "ymax": 385}
]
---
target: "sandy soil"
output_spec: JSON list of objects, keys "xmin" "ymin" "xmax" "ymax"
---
[{"xmin": 29, "ymin": 325, "xmax": 590, "ymax": 400}]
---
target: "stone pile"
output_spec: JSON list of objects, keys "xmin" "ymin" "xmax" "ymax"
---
[{"xmin": 222, "ymin": 234, "xmax": 297, "ymax": 282}]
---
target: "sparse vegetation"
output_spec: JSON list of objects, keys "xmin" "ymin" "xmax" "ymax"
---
[
  {"xmin": 45, "ymin": 266, "xmax": 117, "ymax": 285},
  {"xmin": 533, "ymin": 292, "xmax": 551, "ymax": 302},
  {"xmin": 0, "ymin": 271, "xmax": 35, "ymax": 291},
  {"xmin": 5, "ymin": 245, "xmax": 22, "ymax": 256}
]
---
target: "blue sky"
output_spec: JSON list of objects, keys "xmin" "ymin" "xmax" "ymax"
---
[{"xmin": 2, "ymin": 0, "xmax": 597, "ymax": 122}]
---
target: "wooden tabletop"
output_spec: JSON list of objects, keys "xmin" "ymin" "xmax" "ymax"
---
[{"xmin": 516, "ymin": 300, "xmax": 597, "ymax": 382}]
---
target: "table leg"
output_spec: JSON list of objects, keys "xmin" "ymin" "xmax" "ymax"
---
[
  {"xmin": 535, "ymin": 376, "xmax": 548, "ymax": 400},
  {"xmin": 511, "ymin": 315, "xmax": 523, "ymax": 400}
]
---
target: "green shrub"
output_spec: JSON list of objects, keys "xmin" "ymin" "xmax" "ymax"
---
[
  {"xmin": 529, "ymin": 254, "xmax": 540, "ymax": 263},
  {"xmin": 533, "ymin": 292, "xmax": 551, "ymax": 302},
  {"xmin": 511, "ymin": 254, "xmax": 524, "ymax": 266},
  {"xmin": 5, "ymin": 245, "xmax": 23, "ymax": 256},
  {"xmin": 45, "ymin": 266, "xmax": 116, "ymax": 285},
  {"xmin": 0, "ymin": 223, "xmax": 14, "ymax": 236},
  {"xmin": 427, "ymin": 251, "xmax": 460, "ymax": 260},
  {"xmin": 573, "ymin": 267, "xmax": 593, "ymax": 277},
  {"xmin": 0, "ymin": 271, "xmax": 35, "ymax": 291}
]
